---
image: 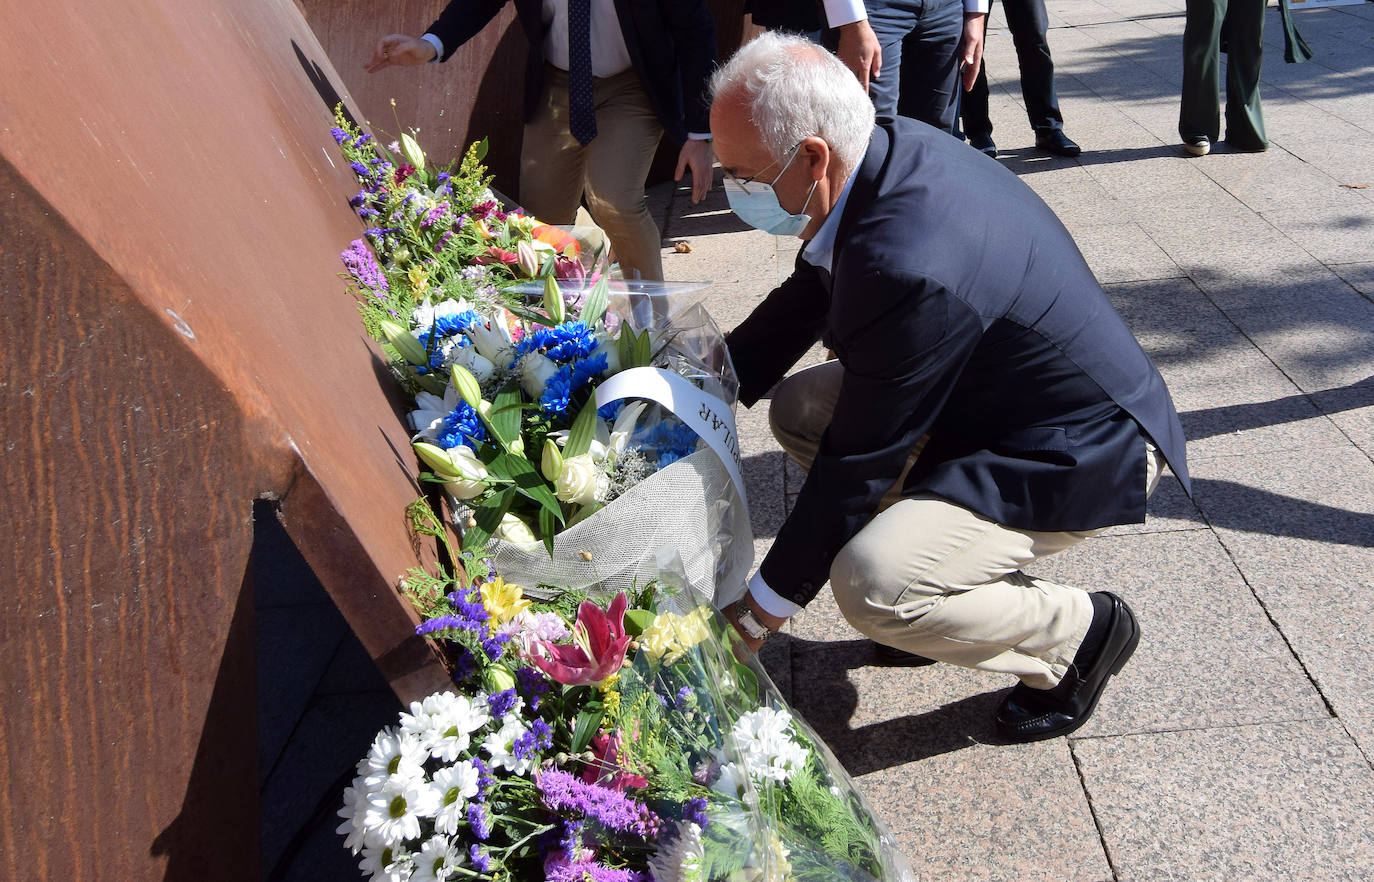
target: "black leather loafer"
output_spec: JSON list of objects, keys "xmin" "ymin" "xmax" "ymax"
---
[
  {"xmin": 994, "ymin": 592, "xmax": 1139, "ymax": 743},
  {"xmin": 872, "ymin": 642, "xmax": 938, "ymax": 667},
  {"xmin": 968, "ymin": 131, "xmax": 998, "ymax": 158},
  {"xmin": 1034, "ymin": 129, "xmax": 1082, "ymax": 158}
]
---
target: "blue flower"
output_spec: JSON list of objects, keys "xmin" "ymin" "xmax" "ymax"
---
[
  {"xmin": 539, "ymin": 364, "xmax": 575, "ymax": 416},
  {"xmin": 570, "ymin": 352, "xmax": 609, "ymax": 391},
  {"xmin": 435, "ymin": 401, "xmax": 487, "ymax": 449}
]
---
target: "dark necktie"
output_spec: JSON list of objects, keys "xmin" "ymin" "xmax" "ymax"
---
[{"xmin": 568, "ymin": 0, "xmax": 597, "ymax": 145}]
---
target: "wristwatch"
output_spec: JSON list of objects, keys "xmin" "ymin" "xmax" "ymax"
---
[{"xmin": 734, "ymin": 604, "xmax": 773, "ymax": 641}]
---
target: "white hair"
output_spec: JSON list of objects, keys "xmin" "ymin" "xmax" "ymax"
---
[{"xmin": 710, "ymin": 31, "xmax": 876, "ymax": 175}]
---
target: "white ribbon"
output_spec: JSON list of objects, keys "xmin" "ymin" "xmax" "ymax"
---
[{"xmin": 595, "ymin": 367, "xmax": 750, "ymax": 520}]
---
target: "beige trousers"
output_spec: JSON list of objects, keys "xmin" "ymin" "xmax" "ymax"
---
[
  {"xmin": 770, "ymin": 361, "xmax": 1163, "ymax": 689},
  {"xmin": 520, "ymin": 65, "xmax": 665, "ymax": 281}
]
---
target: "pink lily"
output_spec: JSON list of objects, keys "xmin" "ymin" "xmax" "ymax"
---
[
  {"xmin": 529, "ymin": 593, "xmax": 630, "ymax": 687},
  {"xmin": 581, "ymin": 730, "xmax": 648, "ymax": 791}
]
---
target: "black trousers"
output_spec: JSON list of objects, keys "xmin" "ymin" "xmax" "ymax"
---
[{"xmin": 961, "ymin": 0, "xmax": 1064, "ymax": 137}]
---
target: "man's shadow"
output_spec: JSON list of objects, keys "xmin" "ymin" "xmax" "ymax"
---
[{"xmin": 764, "ymin": 635, "xmax": 1005, "ymax": 776}]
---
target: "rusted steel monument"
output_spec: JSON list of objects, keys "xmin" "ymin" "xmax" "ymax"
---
[{"xmin": 0, "ymin": 0, "xmax": 743, "ymax": 877}]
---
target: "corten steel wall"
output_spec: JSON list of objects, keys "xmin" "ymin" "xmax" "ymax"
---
[
  {"xmin": 300, "ymin": 0, "xmax": 749, "ymax": 196},
  {"xmin": 0, "ymin": 0, "xmax": 450, "ymax": 877}
]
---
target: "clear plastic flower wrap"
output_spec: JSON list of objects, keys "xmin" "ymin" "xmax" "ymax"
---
[
  {"xmin": 340, "ymin": 551, "xmax": 916, "ymax": 881},
  {"xmin": 446, "ymin": 280, "xmax": 755, "ymax": 609}
]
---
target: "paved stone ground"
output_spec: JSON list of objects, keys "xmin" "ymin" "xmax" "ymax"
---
[{"xmin": 260, "ymin": 3, "xmax": 1374, "ymax": 879}]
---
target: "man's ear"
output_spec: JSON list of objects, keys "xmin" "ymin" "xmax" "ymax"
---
[{"xmin": 802, "ymin": 136, "xmax": 830, "ymax": 181}]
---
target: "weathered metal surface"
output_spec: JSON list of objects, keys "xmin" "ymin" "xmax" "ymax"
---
[{"xmin": 0, "ymin": 0, "xmax": 452, "ymax": 877}]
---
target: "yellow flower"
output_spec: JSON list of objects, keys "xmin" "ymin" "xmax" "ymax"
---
[
  {"xmin": 407, "ymin": 264, "xmax": 430, "ymax": 297},
  {"xmin": 639, "ymin": 606, "xmax": 713, "ymax": 665},
  {"xmin": 480, "ymin": 576, "xmax": 531, "ymax": 625}
]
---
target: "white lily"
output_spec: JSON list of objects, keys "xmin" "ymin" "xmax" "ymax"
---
[
  {"xmin": 607, "ymin": 401, "xmax": 647, "ymax": 460},
  {"xmin": 407, "ymin": 385, "xmax": 461, "ymax": 440},
  {"xmin": 443, "ymin": 445, "xmax": 489, "ymax": 500},
  {"xmin": 449, "ymin": 345, "xmax": 495, "ymax": 384},
  {"xmin": 411, "ymin": 296, "xmax": 474, "ymax": 336},
  {"xmin": 465, "ymin": 311, "xmax": 516, "ymax": 366}
]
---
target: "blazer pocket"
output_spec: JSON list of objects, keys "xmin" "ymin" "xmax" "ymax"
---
[{"xmin": 991, "ymin": 426, "xmax": 1076, "ymax": 466}]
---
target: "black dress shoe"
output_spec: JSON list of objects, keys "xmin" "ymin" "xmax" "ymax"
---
[
  {"xmin": 871, "ymin": 642, "xmax": 938, "ymax": 667},
  {"xmin": 994, "ymin": 593, "xmax": 1139, "ymax": 743},
  {"xmin": 968, "ymin": 131, "xmax": 998, "ymax": 158},
  {"xmin": 1034, "ymin": 129, "xmax": 1082, "ymax": 158}
]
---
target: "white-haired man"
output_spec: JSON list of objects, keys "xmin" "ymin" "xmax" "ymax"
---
[{"xmin": 713, "ymin": 33, "xmax": 1190, "ymax": 743}]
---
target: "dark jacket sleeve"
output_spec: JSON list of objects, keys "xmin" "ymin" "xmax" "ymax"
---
[
  {"xmin": 656, "ymin": 0, "xmax": 717, "ymax": 136},
  {"xmin": 425, "ymin": 0, "xmax": 512, "ymax": 61},
  {"xmin": 725, "ymin": 256, "xmax": 830, "ymax": 408},
  {"xmin": 758, "ymin": 272, "xmax": 985, "ymax": 606}
]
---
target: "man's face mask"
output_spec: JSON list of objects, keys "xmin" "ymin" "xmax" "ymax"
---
[{"xmin": 723, "ymin": 141, "xmax": 819, "ymax": 237}]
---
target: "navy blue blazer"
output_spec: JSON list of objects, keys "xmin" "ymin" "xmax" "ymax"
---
[
  {"xmin": 424, "ymin": 0, "xmax": 716, "ymax": 144},
  {"xmin": 727, "ymin": 120, "xmax": 1191, "ymax": 608}
]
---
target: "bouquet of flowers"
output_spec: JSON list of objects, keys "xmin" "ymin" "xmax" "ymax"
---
[
  {"xmin": 338, "ymin": 553, "xmax": 916, "ymax": 881},
  {"xmin": 332, "ymin": 112, "xmax": 751, "ymax": 601}
]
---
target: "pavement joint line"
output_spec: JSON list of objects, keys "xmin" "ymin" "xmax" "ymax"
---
[
  {"xmin": 1068, "ymin": 740, "xmax": 1122, "ymax": 882},
  {"xmin": 1066, "ymin": 713, "xmax": 1343, "ymax": 743}
]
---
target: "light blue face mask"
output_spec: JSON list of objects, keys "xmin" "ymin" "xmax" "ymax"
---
[{"xmin": 723, "ymin": 143, "xmax": 820, "ymax": 237}]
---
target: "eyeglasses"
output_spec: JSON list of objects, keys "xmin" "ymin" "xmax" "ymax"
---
[{"xmin": 722, "ymin": 141, "xmax": 804, "ymax": 194}]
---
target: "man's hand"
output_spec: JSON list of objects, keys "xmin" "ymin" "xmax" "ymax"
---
[
  {"xmin": 836, "ymin": 20, "xmax": 882, "ymax": 94},
  {"xmin": 675, "ymin": 139, "xmax": 714, "ymax": 204},
  {"xmin": 723, "ymin": 597, "xmax": 789, "ymax": 654},
  {"xmin": 958, "ymin": 13, "xmax": 986, "ymax": 92},
  {"xmin": 366, "ymin": 34, "xmax": 438, "ymax": 73}
]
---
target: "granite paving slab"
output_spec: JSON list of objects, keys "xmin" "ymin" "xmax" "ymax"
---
[
  {"xmin": 1185, "ymin": 445, "xmax": 1374, "ymax": 756},
  {"xmin": 1330, "ymin": 261, "xmax": 1374, "ymax": 297},
  {"xmin": 1030, "ymin": 529, "xmax": 1328, "ymax": 737},
  {"xmin": 1074, "ymin": 720, "xmax": 1374, "ymax": 882}
]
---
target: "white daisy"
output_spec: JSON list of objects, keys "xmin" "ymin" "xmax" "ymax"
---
[
  {"xmin": 359, "ymin": 842, "xmax": 414, "ymax": 882},
  {"xmin": 363, "ymin": 774, "xmax": 441, "ymax": 846},
  {"xmin": 401, "ymin": 692, "xmax": 491, "ymax": 762},
  {"xmin": 337, "ymin": 783, "xmax": 377, "ymax": 854},
  {"xmin": 412, "ymin": 834, "xmax": 466, "ymax": 882},
  {"xmin": 431, "ymin": 761, "xmax": 481, "ymax": 836},
  {"xmin": 482, "ymin": 715, "xmax": 534, "ymax": 776},
  {"xmin": 362, "ymin": 727, "xmax": 428, "ymax": 789}
]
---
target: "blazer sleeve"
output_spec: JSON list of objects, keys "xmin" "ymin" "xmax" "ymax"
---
[
  {"xmin": 758, "ymin": 271, "xmax": 985, "ymax": 606},
  {"xmin": 725, "ymin": 256, "xmax": 830, "ymax": 408},
  {"xmin": 658, "ymin": 0, "xmax": 717, "ymax": 135},
  {"xmin": 426, "ymin": 0, "xmax": 513, "ymax": 61}
]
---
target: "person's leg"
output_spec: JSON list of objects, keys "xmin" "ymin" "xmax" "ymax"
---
[
  {"xmin": 830, "ymin": 441, "xmax": 1164, "ymax": 690},
  {"xmin": 769, "ymin": 361, "xmax": 924, "ymax": 511},
  {"xmin": 1179, "ymin": 0, "xmax": 1225, "ymax": 144},
  {"xmin": 1221, "ymin": 0, "xmax": 1267, "ymax": 150},
  {"xmin": 1003, "ymin": 0, "xmax": 1063, "ymax": 134},
  {"xmin": 864, "ymin": 0, "xmax": 920, "ymax": 123},
  {"xmin": 519, "ymin": 65, "xmax": 588, "ymax": 225},
  {"xmin": 895, "ymin": 0, "xmax": 964, "ymax": 133},
  {"xmin": 582, "ymin": 69, "xmax": 666, "ymax": 281}
]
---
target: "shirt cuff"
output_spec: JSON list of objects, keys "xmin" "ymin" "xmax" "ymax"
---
[
  {"xmin": 420, "ymin": 33, "xmax": 444, "ymax": 62},
  {"xmin": 964, "ymin": 0, "xmax": 989, "ymax": 13},
  {"xmin": 747, "ymin": 571, "xmax": 804, "ymax": 619},
  {"xmin": 687, "ymin": 132, "xmax": 712, "ymax": 141},
  {"xmin": 822, "ymin": 0, "xmax": 867, "ymax": 28}
]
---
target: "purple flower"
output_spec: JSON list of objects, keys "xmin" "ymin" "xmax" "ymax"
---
[
  {"xmin": 559, "ymin": 818, "xmax": 584, "ymax": 857},
  {"xmin": 469, "ymin": 845, "xmax": 492, "ymax": 873},
  {"xmin": 467, "ymin": 802, "xmax": 492, "ymax": 840},
  {"xmin": 682, "ymin": 796, "xmax": 708, "ymax": 829},
  {"xmin": 330, "ymin": 127, "xmax": 349, "ymax": 144},
  {"xmin": 513, "ymin": 719, "xmax": 552, "ymax": 760},
  {"xmin": 340, "ymin": 239, "xmax": 388, "ymax": 293},
  {"xmin": 349, "ymin": 160, "xmax": 370, "ymax": 177},
  {"xmin": 675, "ymin": 686, "xmax": 693, "ymax": 710},
  {"xmin": 487, "ymin": 688, "xmax": 519, "ymax": 719},
  {"xmin": 473, "ymin": 757, "xmax": 495, "ymax": 797},
  {"xmin": 544, "ymin": 857, "xmax": 646, "ymax": 882},
  {"xmin": 516, "ymin": 666, "xmax": 549, "ymax": 711},
  {"xmin": 536, "ymin": 769, "xmax": 660, "ymax": 837}
]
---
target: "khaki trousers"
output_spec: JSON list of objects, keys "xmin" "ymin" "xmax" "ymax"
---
[
  {"xmin": 770, "ymin": 361, "xmax": 1163, "ymax": 689},
  {"xmin": 520, "ymin": 65, "xmax": 665, "ymax": 281}
]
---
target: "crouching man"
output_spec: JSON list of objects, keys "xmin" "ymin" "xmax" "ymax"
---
[{"xmin": 715, "ymin": 33, "xmax": 1189, "ymax": 742}]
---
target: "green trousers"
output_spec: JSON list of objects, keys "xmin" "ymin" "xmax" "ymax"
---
[{"xmin": 1179, "ymin": 0, "xmax": 1267, "ymax": 150}]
